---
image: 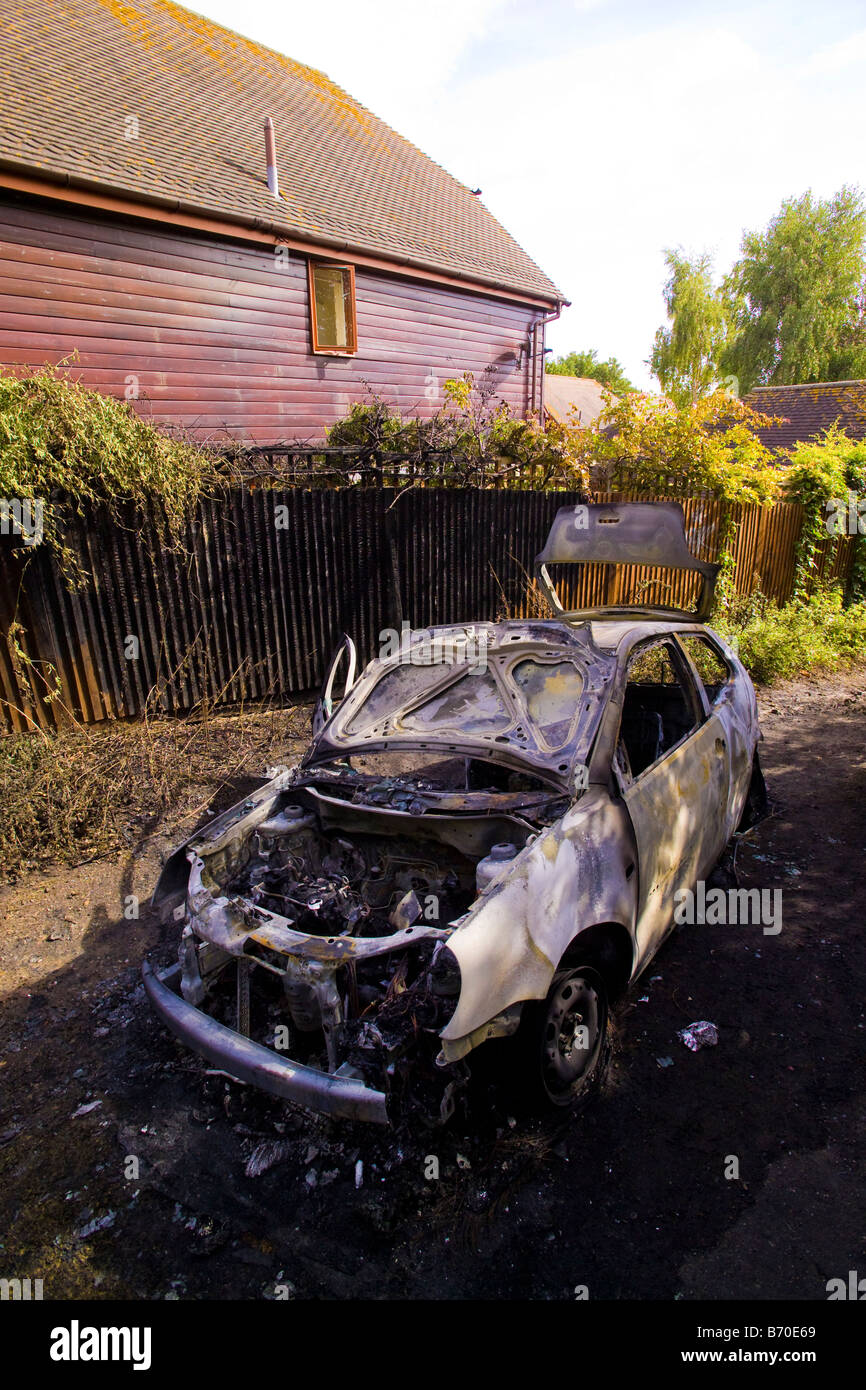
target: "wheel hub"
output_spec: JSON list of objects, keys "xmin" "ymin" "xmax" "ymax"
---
[{"xmin": 543, "ymin": 976, "xmax": 600, "ymax": 1093}]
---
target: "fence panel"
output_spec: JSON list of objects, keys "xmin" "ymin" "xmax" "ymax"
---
[{"xmin": 0, "ymin": 488, "xmax": 853, "ymax": 733}]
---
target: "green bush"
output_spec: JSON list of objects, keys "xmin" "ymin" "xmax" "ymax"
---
[
  {"xmin": 0, "ymin": 363, "xmax": 221, "ymax": 583},
  {"xmin": 716, "ymin": 586, "xmax": 866, "ymax": 684},
  {"xmin": 783, "ymin": 426, "xmax": 866, "ymax": 600}
]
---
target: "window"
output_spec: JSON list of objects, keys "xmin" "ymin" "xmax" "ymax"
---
[
  {"xmin": 308, "ymin": 261, "xmax": 357, "ymax": 353},
  {"xmin": 679, "ymin": 634, "xmax": 732, "ymax": 706},
  {"xmin": 616, "ymin": 640, "xmax": 701, "ymax": 781}
]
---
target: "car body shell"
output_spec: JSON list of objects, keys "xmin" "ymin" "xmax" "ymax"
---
[{"xmin": 144, "ymin": 504, "xmax": 760, "ymax": 1123}]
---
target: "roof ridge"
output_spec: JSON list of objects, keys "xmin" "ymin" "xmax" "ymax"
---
[{"xmin": 748, "ymin": 380, "xmax": 866, "ymax": 391}]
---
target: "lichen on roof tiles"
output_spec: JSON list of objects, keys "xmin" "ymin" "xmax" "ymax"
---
[{"xmin": 0, "ymin": 0, "xmax": 561, "ymax": 301}]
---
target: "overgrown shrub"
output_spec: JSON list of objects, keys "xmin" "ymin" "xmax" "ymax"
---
[
  {"xmin": 783, "ymin": 425, "xmax": 866, "ymax": 599},
  {"xmin": 0, "ymin": 363, "xmax": 223, "ymax": 583},
  {"xmin": 325, "ymin": 371, "xmax": 590, "ymax": 491},
  {"xmin": 577, "ymin": 389, "xmax": 782, "ymax": 502},
  {"xmin": 715, "ymin": 586, "xmax": 866, "ymax": 683},
  {"xmin": 324, "ymin": 380, "xmax": 784, "ymax": 503}
]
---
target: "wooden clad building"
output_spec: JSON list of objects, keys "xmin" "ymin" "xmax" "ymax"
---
[{"xmin": 0, "ymin": 0, "xmax": 564, "ymax": 444}]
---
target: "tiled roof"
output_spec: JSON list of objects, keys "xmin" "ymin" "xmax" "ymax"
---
[
  {"xmin": 543, "ymin": 374, "xmax": 612, "ymax": 426},
  {"xmin": 744, "ymin": 381, "xmax": 866, "ymax": 454},
  {"xmin": 0, "ymin": 0, "xmax": 561, "ymax": 303}
]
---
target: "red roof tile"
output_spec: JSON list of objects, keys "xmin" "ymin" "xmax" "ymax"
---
[
  {"xmin": 0, "ymin": 0, "xmax": 562, "ymax": 303},
  {"xmin": 744, "ymin": 381, "xmax": 866, "ymax": 454}
]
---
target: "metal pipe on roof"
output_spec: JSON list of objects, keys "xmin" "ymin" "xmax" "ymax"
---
[
  {"xmin": 264, "ymin": 117, "xmax": 279, "ymax": 198},
  {"xmin": 0, "ymin": 159, "xmax": 565, "ymax": 308}
]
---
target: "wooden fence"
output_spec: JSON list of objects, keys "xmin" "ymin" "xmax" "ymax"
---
[{"xmin": 0, "ymin": 487, "xmax": 852, "ymax": 733}]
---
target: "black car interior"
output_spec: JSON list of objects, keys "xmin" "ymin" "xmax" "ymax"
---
[{"xmin": 618, "ymin": 643, "xmax": 700, "ymax": 779}]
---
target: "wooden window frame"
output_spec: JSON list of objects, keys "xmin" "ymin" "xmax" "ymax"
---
[{"xmin": 308, "ymin": 260, "xmax": 358, "ymax": 355}]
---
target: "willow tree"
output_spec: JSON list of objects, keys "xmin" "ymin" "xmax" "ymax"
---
[
  {"xmin": 649, "ymin": 249, "xmax": 729, "ymax": 406},
  {"xmin": 722, "ymin": 186, "xmax": 866, "ymax": 393}
]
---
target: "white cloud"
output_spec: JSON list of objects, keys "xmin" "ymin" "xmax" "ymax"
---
[
  {"xmin": 191, "ymin": 0, "xmax": 508, "ymax": 111},
  {"xmin": 802, "ymin": 27, "xmax": 866, "ymax": 74}
]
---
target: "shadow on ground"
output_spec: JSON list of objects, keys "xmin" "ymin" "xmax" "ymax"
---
[{"xmin": 1, "ymin": 672, "xmax": 864, "ymax": 1299}]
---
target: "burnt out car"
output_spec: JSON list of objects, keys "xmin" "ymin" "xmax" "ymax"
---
[{"xmin": 143, "ymin": 503, "xmax": 765, "ymax": 1126}]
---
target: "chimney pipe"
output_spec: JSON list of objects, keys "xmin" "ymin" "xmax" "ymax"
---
[{"xmin": 264, "ymin": 116, "xmax": 279, "ymax": 197}]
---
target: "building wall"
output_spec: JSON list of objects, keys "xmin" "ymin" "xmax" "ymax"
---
[{"xmin": 0, "ymin": 193, "xmax": 546, "ymax": 443}]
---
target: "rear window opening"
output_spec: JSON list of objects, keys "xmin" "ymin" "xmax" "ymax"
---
[
  {"xmin": 544, "ymin": 561, "xmax": 705, "ymax": 615},
  {"xmin": 679, "ymin": 634, "xmax": 733, "ymax": 704}
]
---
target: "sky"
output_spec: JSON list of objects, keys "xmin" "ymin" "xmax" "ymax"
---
[{"xmin": 192, "ymin": 0, "xmax": 866, "ymax": 389}]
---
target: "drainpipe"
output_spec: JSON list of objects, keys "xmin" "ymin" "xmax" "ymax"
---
[
  {"xmin": 530, "ymin": 303, "xmax": 562, "ymax": 417},
  {"xmin": 264, "ymin": 117, "xmax": 279, "ymax": 197}
]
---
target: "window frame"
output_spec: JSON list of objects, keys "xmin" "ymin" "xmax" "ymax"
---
[
  {"xmin": 308, "ymin": 260, "xmax": 358, "ymax": 356},
  {"xmin": 613, "ymin": 635, "xmax": 704, "ymax": 790},
  {"xmin": 674, "ymin": 631, "xmax": 735, "ymax": 715}
]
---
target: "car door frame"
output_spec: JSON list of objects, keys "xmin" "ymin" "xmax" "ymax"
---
[
  {"xmin": 611, "ymin": 631, "xmax": 730, "ymax": 973},
  {"xmin": 672, "ymin": 627, "xmax": 755, "ymax": 846},
  {"xmin": 311, "ymin": 634, "xmax": 358, "ymax": 738}
]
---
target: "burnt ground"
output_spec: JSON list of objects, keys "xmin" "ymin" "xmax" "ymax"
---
[{"xmin": 1, "ymin": 669, "xmax": 864, "ymax": 1302}]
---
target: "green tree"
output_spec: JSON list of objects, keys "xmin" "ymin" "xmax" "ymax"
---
[
  {"xmin": 649, "ymin": 249, "xmax": 729, "ymax": 406},
  {"xmin": 545, "ymin": 348, "xmax": 634, "ymax": 395},
  {"xmin": 580, "ymin": 391, "xmax": 780, "ymax": 505},
  {"xmin": 722, "ymin": 186, "xmax": 866, "ymax": 393}
]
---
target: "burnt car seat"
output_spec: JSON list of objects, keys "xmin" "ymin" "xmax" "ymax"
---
[{"xmin": 620, "ymin": 707, "xmax": 664, "ymax": 777}]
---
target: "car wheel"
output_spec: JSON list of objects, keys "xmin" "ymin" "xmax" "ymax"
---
[{"xmin": 517, "ymin": 967, "xmax": 610, "ymax": 1112}]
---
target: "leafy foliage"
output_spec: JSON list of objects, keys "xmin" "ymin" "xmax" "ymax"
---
[
  {"xmin": 722, "ymin": 187, "xmax": 866, "ymax": 393},
  {"xmin": 326, "ymin": 380, "xmax": 781, "ymax": 509},
  {"xmin": 577, "ymin": 390, "xmax": 781, "ymax": 504},
  {"xmin": 649, "ymin": 249, "xmax": 730, "ymax": 405},
  {"xmin": 716, "ymin": 587, "xmax": 866, "ymax": 684},
  {"xmin": 648, "ymin": 189, "xmax": 866, "ymax": 400},
  {"xmin": 326, "ymin": 372, "xmax": 591, "ymax": 491},
  {"xmin": 0, "ymin": 363, "xmax": 221, "ymax": 583},
  {"xmin": 545, "ymin": 349, "xmax": 635, "ymax": 395},
  {"xmin": 782, "ymin": 425, "xmax": 866, "ymax": 598}
]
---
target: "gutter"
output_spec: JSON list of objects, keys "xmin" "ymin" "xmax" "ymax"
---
[
  {"xmin": 530, "ymin": 302, "xmax": 564, "ymax": 416},
  {"xmin": 0, "ymin": 157, "xmax": 566, "ymax": 311}
]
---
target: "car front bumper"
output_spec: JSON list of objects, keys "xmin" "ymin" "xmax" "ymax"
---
[{"xmin": 141, "ymin": 959, "xmax": 389, "ymax": 1125}]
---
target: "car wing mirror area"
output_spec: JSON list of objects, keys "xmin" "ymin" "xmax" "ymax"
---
[{"xmin": 312, "ymin": 634, "xmax": 358, "ymax": 738}]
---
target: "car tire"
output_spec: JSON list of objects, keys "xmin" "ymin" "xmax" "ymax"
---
[{"xmin": 513, "ymin": 966, "xmax": 611, "ymax": 1113}]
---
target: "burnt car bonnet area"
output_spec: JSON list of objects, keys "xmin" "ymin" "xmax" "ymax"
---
[{"xmin": 143, "ymin": 504, "xmax": 763, "ymax": 1129}]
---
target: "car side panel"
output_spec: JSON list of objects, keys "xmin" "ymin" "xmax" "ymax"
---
[
  {"xmin": 440, "ymin": 788, "xmax": 637, "ymax": 1056},
  {"xmin": 625, "ymin": 717, "xmax": 730, "ymax": 974}
]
